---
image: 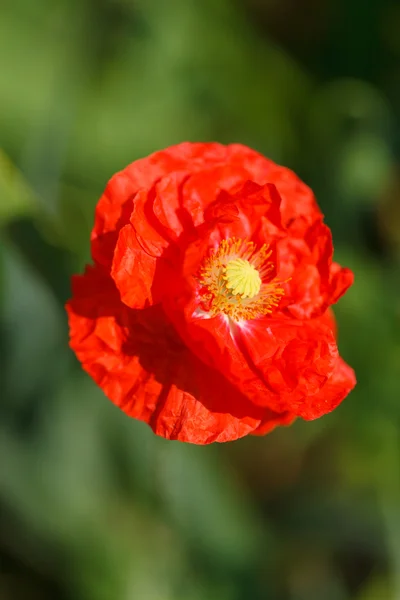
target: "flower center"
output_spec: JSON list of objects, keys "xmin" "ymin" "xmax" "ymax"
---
[
  {"xmin": 198, "ymin": 238, "xmax": 285, "ymax": 321},
  {"xmin": 224, "ymin": 258, "xmax": 261, "ymax": 298}
]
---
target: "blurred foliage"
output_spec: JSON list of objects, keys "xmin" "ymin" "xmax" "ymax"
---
[{"xmin": 0, "ymin": 0, "xmax": 400, "ymax": 599}]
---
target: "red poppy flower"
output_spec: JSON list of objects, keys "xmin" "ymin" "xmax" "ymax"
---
[{"xmin": 66, "ymin": 142, "xmax": 356, "ymax": 444}]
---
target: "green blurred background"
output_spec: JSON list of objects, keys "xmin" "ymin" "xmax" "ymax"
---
[{"xmin": 1, "ymin": 0, "xmax": 400, "ymax": 598}]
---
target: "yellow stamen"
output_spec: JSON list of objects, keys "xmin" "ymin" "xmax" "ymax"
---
[
  {"xmin": 224, "ymin": 258, "xmax": 261, "ymax": 298},
  {"xmin": 198, "ymin": 237, "xmax": 285, "ymax": 321}
]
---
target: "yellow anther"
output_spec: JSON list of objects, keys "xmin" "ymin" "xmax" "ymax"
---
[
  {"xmin": 223, "ymin": 258, "xmax": 261, "ymax": 299},
  {"xmin": 198, "ymin": 238, "xmax": 284, "ymax": 321}
]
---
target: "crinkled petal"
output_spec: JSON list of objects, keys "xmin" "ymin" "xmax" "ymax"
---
[
  {"xmin": 111, "ymin": 224, "xmax": 158, "ymax": 309},
  {"xmin": 91, "ymin": 172, "xmax": 135, "ymax": 268},
  {"xmin": 66, "ymin": 264, "xmax": 287, "ymax": 444},
  {"xmin": 278, "ymin": 221, "xmax": 352, "ymax": 319},
  {"xmin": 264, "ymin": 164, "xmax": 322, "ymax": 233},
  {"xmin": 328, "ymin": 263, "xmax": 354, "ymax": 305},
  {"xmin": 91, "ymin": 142, "xmax": 317, "ymax": 269},
  {"xmin": 164, "ymin": 282, "xmax": 347, "ymax": 419},
  {"xmin": 251, "ymin": 410, "xmax": 296, "ymax": 436},
  {"xmin": 295, "ymin": 357, "xmax": 356, "ymax": 420},
  {"xmin": 91, "ymin": 142, "xmax": 279, "ymax": 268},
  {"xmin": 232, "ymin": 315, "xmax": 340, "ymax": 414}
]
